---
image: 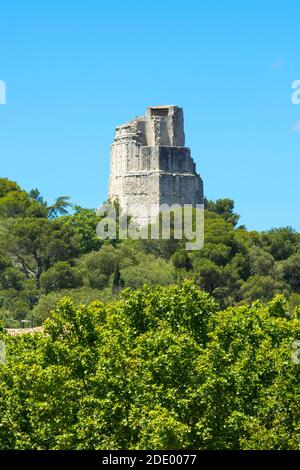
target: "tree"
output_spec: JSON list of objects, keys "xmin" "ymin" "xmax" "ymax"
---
[
  {"xmin": 172, "ymin": 250, "xmax": 192, "ymax": 270},
  {"xmin": 205, "ymin": 198, "xmax": 240, "ymax": 226},
  {"xmin": 111, "ymin": 262, "xmax": 124, "ymax": 294},
  {"xmin": 28, "ymin": 188, "xmax": 47, "ymax": 206},
  {"xmin": 194, "ymin": 259, "xmax": 223, "ymax": 294},
  {"xmin": 40, "ymin": 262, "xmax": 83, "ymax": 294},
  {"xmin": 61, "ymin": 206, "xmax": 102, "ymax": 254},
  {"xmin": 47, "ymin": 196, "xmax": 72, "ymax": 219},
  {"xmin": 0, "ymin": 267, "xmax": 24, "ymax": 291},
  {"xmin": 1, "ymin": 283, "xmax": 300, "ymax": 449},
  {"xmin": 79, "ymin": 245, "xmax": 119, "ymax": 289},
  {"xmin": 262, "ymin": 227, "xmax": 298, "ymax": 261},
  {"xmin": 248, "ymin": 246, "xmax": 275, "ymax": 276},
  {"xmin": 283, "ymin": 253, "xmax": 300, "ymax": 292},
  {"xmin": 238, "ymin": 275, "xmax": 290, "ymax": 303},
  {"xmin": 120, "ymin": 258, "xmax": 175, "ymax": 289},
  {"xmin": 0, "ymin": 179, "xmax": 47, "ymax": 218},
  {"xmin": 0, "ymin": 178, "xmax": 21, "ymax": 197},
  {"xmin": 0, "ymin": 218, "xmax": 79, "ymax": 288}
]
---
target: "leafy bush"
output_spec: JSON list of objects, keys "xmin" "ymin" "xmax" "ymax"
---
[{"xmin": 0, "ymin": 282, "xmax": 300, "ymax": 449}]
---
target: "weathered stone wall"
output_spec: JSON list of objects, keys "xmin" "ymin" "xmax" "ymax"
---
[{"xmin": 109, "ymin": 105, "xmax": 203, "ymax": 225}]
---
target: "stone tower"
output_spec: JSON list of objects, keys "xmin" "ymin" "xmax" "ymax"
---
[{"xmin": 109, "ymin": 105, "xmax": 203, "ymax": 225}]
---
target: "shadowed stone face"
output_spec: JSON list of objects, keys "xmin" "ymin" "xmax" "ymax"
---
[{"xmin": 109, "ymin": 105, "xmax": 204, "ymax": 226}]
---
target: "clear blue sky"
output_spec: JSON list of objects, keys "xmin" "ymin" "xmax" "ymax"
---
[{"xmin": 0, "ymin": 0, "xmax": 300, "ymax": 231}]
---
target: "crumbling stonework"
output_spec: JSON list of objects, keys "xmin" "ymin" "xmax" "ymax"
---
[{"xmin": 109, "ymin": 105, "xmax": 203, "ymax": 225}]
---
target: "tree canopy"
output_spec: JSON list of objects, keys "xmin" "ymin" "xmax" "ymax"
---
[
  {"xmin": 1, "ymin": 178, "xmax": 300, "ymax": 327},
  {"xmin": 1, "ymin": 178, "xmax": 300, "ymax": 450},
  {"xmin": 0, "ymin": 282, "xmax": 299, "ymax": 449}
]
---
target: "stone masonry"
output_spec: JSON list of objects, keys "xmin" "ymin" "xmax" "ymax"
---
[{"xmin": 109, "ymin": 105, "xmax": 204, "ymax": 226}]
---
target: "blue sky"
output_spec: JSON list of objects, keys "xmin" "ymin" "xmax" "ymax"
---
[{"xmin": 0, "ymin": 0, "xmax": 300, "ymax": 231}]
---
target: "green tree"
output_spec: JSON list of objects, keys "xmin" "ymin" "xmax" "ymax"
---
[
  {"xmin": 47, "ymin": 196, "xmax": 72, "ymax": 219},
  {"xmin": 248, "ymin": 246, "xmax": 275, "ymax": 276},
  {"xmin": 62, "ymin": 206, "xmax": 102, "ymax": 254},
  {"xmin": 0, "ymin": 218, "xmax": 79, "ymax": 288},
  {"xmin": 0, "ymin": 283, "xmax": 300, "ymax": 449},
  {"xmin": 194, "ymin": 259, "xmax": 223, "ymax": 294},
  {"xmin": 0, "ymin": 179, "xmax": 47, "ymax": 218},
  {"xmin": 283, "ymin": 253, "xmax": 300, "ymax": 292},
  {"xmin": 239, "ymin": 275, "xmax": 290, "ymax": 303},
  {"xmin": 205, "ymin": 198, "xmax": 240, "ymax": 226},
  {"xmin": 40, "ymin": 262, "xmax": 83, "ymax": 294},
  {"xmin": 262, "ymin": 227, "xmax": 298, "ymax": 261}
]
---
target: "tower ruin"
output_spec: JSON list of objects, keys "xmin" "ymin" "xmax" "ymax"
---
[{"xmin": 109, "ymin": 105, "xmax": 203, "ymax": 225}]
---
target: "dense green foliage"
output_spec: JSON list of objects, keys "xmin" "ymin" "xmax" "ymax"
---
[
  {"xmin": 0, "ymin": 282, "xmax": 300, "ymax": 449},
  {"xmin": 1, "ymin": 178, "xmax": 300, "ymax": 450},
  {"xmin": 1, "ymin": 179, "xmax": 300, "ymax": 327}
]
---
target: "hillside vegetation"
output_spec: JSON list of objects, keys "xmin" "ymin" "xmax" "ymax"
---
[
  {"xmin": 1, "ymin": 178, "xmax": 300, "ymax": 450},
  {"xmin": 0, "ymin": 178, "xmax": 300, "ymax": 327}
]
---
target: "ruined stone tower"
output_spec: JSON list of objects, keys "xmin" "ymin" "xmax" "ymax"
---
[{"xmin": 109, "ymin": 105, "xmax": 203, "ymax": 225}]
